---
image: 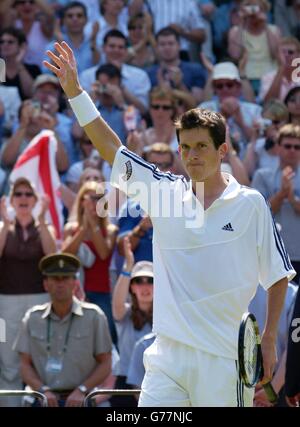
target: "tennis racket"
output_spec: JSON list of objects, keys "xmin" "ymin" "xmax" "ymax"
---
[{"xmin": 238, "ymin": 312, "xmax": 278, "ymax": 404}]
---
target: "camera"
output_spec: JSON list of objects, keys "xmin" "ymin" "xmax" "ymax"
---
[
  {"xmin": 31, "ymin": 101, "xmax": 41, "ymax": 117},
  {"xmin": 244, "ymin": 5, "xmax": 260, "ymax": 15},
  {"xmin": 98, "ymin": 84, "xmax": 107, "ymax": 94}
]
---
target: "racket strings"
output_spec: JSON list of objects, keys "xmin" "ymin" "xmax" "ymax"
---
[{"xmin": 244, "ymin": 321, "xmax": 258, "ymax": 385}]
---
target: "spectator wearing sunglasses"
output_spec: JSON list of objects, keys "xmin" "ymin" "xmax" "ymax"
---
[
  {"xmin": 0, "ymin": 177, "xmax": 56, "ymax": 406},
  {"xmin": 259, "ymin": 37, "xmax": 300, "ymax": 104},
  {"xmin": 200, "ymin": 62, "xmax": 262, "ymax": 158},
  {"xmin": 252, "ymin": 124, "xmax": 300, "ymax": 283},
  {"xmin": 285, "ymin": 86, "xmax": 300, "ymax": 126},
  {"xmin": 62, "ymin": 180, "xmax": 118, "ymax": 344},
  {"xmin": 112, "ymin": 237, "xmax": 153, "ymax": 406}
]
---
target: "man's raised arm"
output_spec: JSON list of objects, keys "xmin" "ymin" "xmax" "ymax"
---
[{"xmin": 43, "ymin": 41, "xmax": 122, "ymax": 165}]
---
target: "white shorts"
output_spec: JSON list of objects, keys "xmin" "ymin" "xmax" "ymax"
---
[{"xmin": 138, "ymin": 335, "xmax": 254, "ymax": 407}]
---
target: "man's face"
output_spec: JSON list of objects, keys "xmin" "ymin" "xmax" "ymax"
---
[
  {"xmin": 280, "ymin": 43, "xmax": 300, "ymax": 67},
  {"xmin": 103, "ymin": 37, "xmax": 127, "ymax": 64},
  {"xmin": 34, "ymin": 83, "xmax": 60, "ymax": 106},
  {"xmin": 147, "ymin": 152, "xmax": 174, "ymax": 172},
  {"xmin": 279, "ymin": 137, "xmax": 300, "ymax": 169},
  {"xmin": 0, "ymin": 33, "xmax": 20, "ymax": 59},
  {"xmin": 96, "ymin": 72, "xmax": 121, "ymax": 106},
  {"xmin": 103, "ymin": 0, "xmax": 125, "ymax": 16},
  {"xmin": 63, "ymin": 6, "xmax": 87, "ymax": 34},
  {"xmin": 156, "ymin": 35, "xmax": 180, "ymax": 62},
  {"xmin": 178, "ymin": 127, "xmax": 227, "ymax": 182},
  {"xmin": 44, "ymin": 276, "xmax": 76, "ymax": 303},
  {"xmin": 213, "ymin": 79, "xmax": 241, "ymax": 100}
]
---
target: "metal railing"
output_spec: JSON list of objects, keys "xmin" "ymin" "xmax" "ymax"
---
[
  {"xmin": 0, "ymin": 390, "xmax": 48, "ymax": 407},
  {"xmin": 84, "ymin": 388, "xmax": 141, "ymax": 407}
]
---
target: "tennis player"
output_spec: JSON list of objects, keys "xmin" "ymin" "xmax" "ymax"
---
[{"xmin": 44, "ymin": 42, "xmax": 296, "ymax": 407}]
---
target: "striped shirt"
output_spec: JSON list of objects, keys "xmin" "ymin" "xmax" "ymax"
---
[{"xmin": 145, "ymin": 0, "xmax": 205, "ymax": 51}]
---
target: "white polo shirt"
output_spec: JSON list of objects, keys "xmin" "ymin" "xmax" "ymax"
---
[{"xmin": 111, "ymin": 146, "xmax": 296, "ymax": 359}]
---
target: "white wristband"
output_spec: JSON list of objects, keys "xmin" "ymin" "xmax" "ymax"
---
[{"xmin": 68, "ymin": 91, "xmax": 100, "ymax": 127}]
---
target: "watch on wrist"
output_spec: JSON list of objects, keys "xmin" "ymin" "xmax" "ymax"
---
[
  {"xmin": 38, "ymin": 385, "xmax": 51, "ymax": 394},
  {"xmin": 77, "ymin": 384, "xmax": 88, "ymax": 394}
]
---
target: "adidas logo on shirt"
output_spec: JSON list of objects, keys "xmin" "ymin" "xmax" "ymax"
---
[{"xmin": 222, "ymin": 223, "xmax": 234, "ymax": 232}]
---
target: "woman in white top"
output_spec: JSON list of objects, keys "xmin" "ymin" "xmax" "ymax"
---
[{"xmin": 228, "ymin": 0, "xmax": 281, "ymax": 95}]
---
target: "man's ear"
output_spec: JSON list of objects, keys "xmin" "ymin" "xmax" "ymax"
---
[
  {"xmin": 43, "ymin": 278, "xmax": 49, "ymax": 292},
  {"xmin": 219, "ymin": 142, "xmax": 229, "ymax": 160}
]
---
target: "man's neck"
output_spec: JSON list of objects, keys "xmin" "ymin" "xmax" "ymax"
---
[
  {"xmin": 52, "ymin": 301, "xmax": 73, "ymax": 319},
  {"xmin": 192, "ymin": 172, "xmax": 229, "ymax": 210},
  {"xmin": 104, "ymin": 12, "xmax": 118, "ymax": 27},
  {"xmin": 160, "ymin": 58, "xmax": 180, "ymax": 68},
  {"xmin": 67, "ymin": 32, "xmax": 84, "ymax": 48}
]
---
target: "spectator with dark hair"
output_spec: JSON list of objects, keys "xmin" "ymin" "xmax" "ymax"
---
[
  {"xmin": 0, "ymin": 27, "xmax": 41, "ymax": 100},
  {"xmin": 252, "ymin": 124, "xmax": 300, "ymax": 283},
  {"xmin": 112, "ymin": 237, "xmax": 153, "ymax": 406},
  {"xmin": 146, "ymin": 27, "xmax": 206, "ymax": 104},
  {"xmin": 285, "ymin": 86, "xmax": 300, "ymax": 126},
  {"xmin": 80, "ymin": 29, "xmax": 151, "ymax": 113},
  {"xmin": 44, "ymin": 1, "xmax": 100, "ymax": 75},
  {"xmin": 0, "ymin": 177, "xmax": 56, "ymax": 406}
]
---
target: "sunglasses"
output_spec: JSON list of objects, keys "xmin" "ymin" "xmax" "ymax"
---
[
  {"xmin": 128, "ymin": 25, "xmax": 143, "ymax": 30},
  {"xmin": 282, "ymin": 144, "xmax": 300, "ymax": 151},
  {"xmin": 151, "ymin": 104, "xmax": 172, "ymax": 111},
  {"xmin": 0, "ymin": 39, "xmax": 16, "ymax": 45},
  {"xmin": 13, "ymin": 191, "xmax": 34, "ymax": 198},
  {"xmin": 132, "ymin": 277, "xmax": 153, "ymax": 285},
  {"xmin": 89, "ymin": 194, "xmax": 105, "ymax": 202},
  {"xmin": 214, "ymin": 81, "xmax": 235, "ymax": 90}
]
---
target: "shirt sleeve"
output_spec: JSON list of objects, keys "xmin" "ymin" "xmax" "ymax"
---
[
  {"xmin": 126, "ymin": 340, "xmax": 146, "ymax": 387},
  {"xmin": 13, "ymin": 310, "xmax": 31, "ymax": 354},
  {"xmin": 111, "ymin": 146, "xmax": 181, "ymax": 214},
  {"xmin": 256, "ymin": 194, "xmax": 296, "ymax": 290},
  {"xmin": 188, "ymin": 0, "xmax": 206, "ymax": 29},
  {"xmin": 93, "ymin": 310, "xmax": 112, "ymax": 356},
  {"xmin": 251, "ymin": 169, "xmax": 273, "ymax": 200}
]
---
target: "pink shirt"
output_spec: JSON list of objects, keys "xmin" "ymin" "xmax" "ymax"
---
[{"xmin": 259, "ymin": 70, "xmax": 298, "ymax": 102}]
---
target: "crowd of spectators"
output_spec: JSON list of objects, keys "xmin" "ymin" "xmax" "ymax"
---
[{"xmin": 0, "ymin": 0, "xmax": 300, "ymax": 407}]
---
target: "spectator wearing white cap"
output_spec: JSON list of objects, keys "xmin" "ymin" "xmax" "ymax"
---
[
  {"xmin": 200, "ymin": 62, "xmax": 262, "ymax": 158},
  {"xmin": 112, "ymin": 237, "xmax": 153, "ymax": 406}
]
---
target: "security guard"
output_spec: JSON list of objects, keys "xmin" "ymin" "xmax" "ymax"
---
[{"xmin": 13, "ymin": 253, "xmax": 112, "ymax": 407}]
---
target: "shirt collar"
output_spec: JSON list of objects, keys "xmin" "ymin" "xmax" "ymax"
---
[
  {"xmin": 41, "ymin": 297, "xmax": 84, "ymax": 319},
  {"xmin": 183, "ymin": 173, "xmax": 241, "ymax": 204}
]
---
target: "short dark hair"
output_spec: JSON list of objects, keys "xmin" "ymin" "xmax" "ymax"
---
[
  {"xmin": 95, "ymin": 63, "xmax": 121, "ymax": 80},
  {"xmin": 61, "ymin": 1, "xmax": 87, "ymax": 19},
  {"xmin": 175, "ymin": 108, "xmax": 226, "ymax": 149},
  {"xmin": 0, "ymin": 27, "xmax": 26, "ymax": 44},
  {"xmin": 103, "ymin": 29, "xmax": 127, "ymax": 46},
  {"xmin": 156, "ymin": 26, "xmax": 180, "ymax": 42}
]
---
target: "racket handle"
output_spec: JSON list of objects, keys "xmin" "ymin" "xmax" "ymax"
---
[{"xmin": 263, "ymin": 382, "xmax": 278, "ymax": 404}]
